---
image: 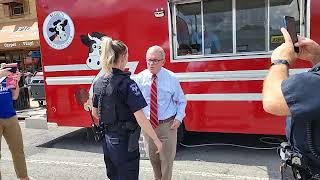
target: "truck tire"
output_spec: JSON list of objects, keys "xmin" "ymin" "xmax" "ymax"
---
[
  {"xmin": 38, "ymin": 101, "xmax": 44, "ymax": 107},
  {"xmin": 177, "ymin": 123, "xmax": 185, "ymax": 149}
]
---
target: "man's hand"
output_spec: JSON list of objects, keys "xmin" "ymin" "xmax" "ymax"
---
[
  {"xmin": 271, "ymin": 28, "xmax": 297, "ymax": 65},
  {"xmin": 170, "ymin": 119, "xmax": 181, "ymax": 130},
  {"xmin": 91, "ymin": 107, "xmax": 99, "ymax": 123},
  {"xmin": 295, "ymin": 36, "xmax": 320, "ymax": 63},
  {"xmin": 84, "ymin": 99, "xmax": 92, "ymax": 112},
  {"xmin": 153, "ymin": 138, "xmax": 163, "ymax": 154},
  {"xmin": 0, "ymin": 68, "xmax": 12, "ymax": 78}
]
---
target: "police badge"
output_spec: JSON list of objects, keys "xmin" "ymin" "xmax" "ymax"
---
[{"xmin": 130, "ymin": 83, "xmax": 141, "ymax": 96}]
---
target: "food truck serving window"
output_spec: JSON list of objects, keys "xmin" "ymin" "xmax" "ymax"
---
[{"xmin": 170, "ymin": 0, "xmax": 307, "ymax": 60}]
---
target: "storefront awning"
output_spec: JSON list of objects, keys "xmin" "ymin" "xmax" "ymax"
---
[
  {"xmin": 0, "ymin": 0, "xmax": 23, "ymax": 4},
  {"xmin": 0, "ymin": 20, "xmax": 40, "ymax": 51}
]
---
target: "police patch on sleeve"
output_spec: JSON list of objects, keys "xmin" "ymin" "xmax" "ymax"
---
[{"xmin": 130, "ymin": 83, "xmax": 141, "ymax": 96}]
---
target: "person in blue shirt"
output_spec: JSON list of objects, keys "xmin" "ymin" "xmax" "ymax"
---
[
  {"xmin": 263, "ymin": 28, "xmax": 320, "ymax": 179},
  {"xmin": 135, "ymin": 45, "xmax": 187, "ymax": 180},
  {"xmin": 191, "ymin": 26, "xmax": 222, "ymax": 54},
  {"xmin": 0, "ymin": 66, "xmax": 29, "ymax": 180},
  {"xmin": 91, "ymin": 37, "xmax": 162, "ymax": 180}
]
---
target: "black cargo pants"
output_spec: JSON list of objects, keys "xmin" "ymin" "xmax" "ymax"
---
[{"xmin": 102, "ymin": 131, "xmax": 140, "ymax": 180}]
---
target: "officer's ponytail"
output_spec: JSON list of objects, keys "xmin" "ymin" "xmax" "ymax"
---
[{"xmin": 100, "ymin": 37, "xmax": 128, "ymax": 73}]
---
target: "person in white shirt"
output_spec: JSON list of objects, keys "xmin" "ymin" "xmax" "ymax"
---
[{"xmin": 135, "ymin": 45, "xmax": 187, "ymax": 180}]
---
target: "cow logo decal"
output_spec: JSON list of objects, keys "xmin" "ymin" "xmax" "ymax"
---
[
  {"xmin": 80, "ymin": 32, "xmax": 107, "ymax": 111},
  {"xmin": 43, "ymin": 11, "xmax": 75, "ymax": 50},
  {"xmin": 80, "ymin": 32, "xmax": 106, "ymax": 70}
]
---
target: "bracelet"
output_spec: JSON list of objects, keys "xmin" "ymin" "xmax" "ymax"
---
[{"xmin": 271, "ymin": 60, "xmax": 290, "ymax": 67}]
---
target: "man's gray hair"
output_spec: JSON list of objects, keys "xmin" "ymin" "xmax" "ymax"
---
[{"xmin": 147, "ymin": 45, "xmax": 165, "ymax": 60}]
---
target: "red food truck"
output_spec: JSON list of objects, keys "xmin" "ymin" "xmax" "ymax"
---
[{"xmin": 35, "ymin": 0, "xmax": 317, "ymax": 138}]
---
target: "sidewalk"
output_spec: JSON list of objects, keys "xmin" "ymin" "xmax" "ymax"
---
[
  {"xmin": 16, "ymin": 99, "xmax": 46, "ymax": 120},
  {"xmin": 15, "ymin": 99, "xmax": 149, "ymax": 159}
]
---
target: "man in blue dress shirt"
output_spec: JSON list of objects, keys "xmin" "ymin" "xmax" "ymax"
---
[{"xmin": 135, "ymin": 45, "xmax": 187, "ymax": 180}]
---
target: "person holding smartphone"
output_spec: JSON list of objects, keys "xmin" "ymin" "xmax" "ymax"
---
[
  {"xmin": 0, "ymin": 65, "xmax": 29, "ymax": 180},
  {"xmin": 263, "ymin": 27, "xmax": 320, "ymax": 179}
]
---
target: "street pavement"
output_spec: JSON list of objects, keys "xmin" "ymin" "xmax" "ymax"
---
[{"xmin": 1, "ymin": 105, "xmax": 283, "ymax": 180}]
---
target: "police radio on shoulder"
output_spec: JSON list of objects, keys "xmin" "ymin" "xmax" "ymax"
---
[{"xmin": 271, "ymin": 59, "xmax": 290, "ymax": 67}]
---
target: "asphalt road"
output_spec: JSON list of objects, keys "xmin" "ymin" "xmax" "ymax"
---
[{"xmin": 1, "ymin": 120, "xmax": 284, "ymax": 180}]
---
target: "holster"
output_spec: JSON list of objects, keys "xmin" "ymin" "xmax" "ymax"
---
[
  {"xmin": 91, "ymin": 122, "xmax": 105, "ymax": 142},
  {"xmin": 279, "ymin": 142, "xmax": 312, "ymax": 180},
  {"xmin": 281, "ymin": 162, "xmax": 296, "ymax": 180},
  {"xmin": 127, "ymin": 127, "xmax": 141, "ymax": 152},
  {"xmin": 280, "ymin": 162, "xmax": 311, "ymax": 180}
]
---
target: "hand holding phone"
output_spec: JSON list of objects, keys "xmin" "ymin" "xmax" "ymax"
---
[
  {"xmin": 1, "ymin": 63, "xmax": 19, "ymax": 89},
  {"xmin": 0, "ymin": 68, "xmax": 12, "ymax": 78},
  {"xmin": 7, "ymin": 67, "xmax": 17, "ymax": 73},
  {"xmin": 283, "ymin": 16, "xmax": 299, "ymax": 53},
  {"xmin": 3, "ymin": 63, "xmax": 18, "ymax": 73},
  {"xmin": 271, "ymin": 28, "xmax": 298, "ymax": 65},
  {"xmin": 6, "ymin": 75, "xmax": 17, "ymax": 89}
]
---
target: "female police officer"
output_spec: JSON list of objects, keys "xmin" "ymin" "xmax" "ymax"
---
[{"xmin": 91, "ymin": 36, "xmax": 162, "ymax": 180}]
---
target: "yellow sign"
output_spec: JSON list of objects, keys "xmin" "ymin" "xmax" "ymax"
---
[{"xmin": 271, "ymin": 36, "xmax": 284, "ymax": 44}]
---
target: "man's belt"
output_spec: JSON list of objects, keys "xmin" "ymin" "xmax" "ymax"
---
[{"xmin": 159, "ymin": 115, "xmax": 175, "ymax": 124}]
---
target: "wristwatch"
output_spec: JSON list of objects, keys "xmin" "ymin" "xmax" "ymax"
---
[{"xmin": 271, "ymin": 59, "xmax": 290, "ymax": 67}]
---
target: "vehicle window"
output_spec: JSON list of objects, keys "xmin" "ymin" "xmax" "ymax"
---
[
  {"xmin": 176, "ymin": 2, "xmax": 201, "ymax": 56},
  {"xmin": 204, "ymin": 0, "xmax": 232, "ymax": 54},
  {"xmin": 269, "ymin": 0, "xmax": 300, "ymax": 50},
  {"xmin": 236, "ymin": 0, "xmax": 266, "ymax": 52},
  {"xmin": 171, "ymin": 0, "xmax": 305, "ymax": 59}
]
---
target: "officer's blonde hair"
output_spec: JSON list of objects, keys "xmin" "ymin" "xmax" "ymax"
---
[{"xmin": 100, "ymin": 37, "xmax": 128, "ymax": 72}]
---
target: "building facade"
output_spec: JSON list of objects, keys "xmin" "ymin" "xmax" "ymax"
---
[
  {"xmin": 0, "ymin": 0, "xmax": 41, "ymax": 73},
  {"xmin": 0, "ymin": 0, "xmax": 40, "ymax": 109}
]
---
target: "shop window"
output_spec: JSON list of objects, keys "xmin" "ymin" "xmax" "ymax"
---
[
  {"xmin": 171, "ymin": 0, "xmax": 306, "ymax": 59},
  {"xmin": 10, "ymin": 2, "xmax": 24, "ymax": 16},
  {"xmin": 2, "ymin": 2, "xmax": 27, "ymax": 17}
]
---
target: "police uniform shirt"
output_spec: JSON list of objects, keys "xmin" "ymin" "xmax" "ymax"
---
[
  {"xmin": 281, "ymin": 63, "xmax": 320, "ymax": 157},
  {"xmin": 92, "ymin": 68, "xmax": 147, "ymax": 114}
]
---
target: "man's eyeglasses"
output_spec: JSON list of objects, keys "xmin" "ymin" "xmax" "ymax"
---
[{"xmin": 147, "ymin": 59, "xmax": 163, "ymax": 65}]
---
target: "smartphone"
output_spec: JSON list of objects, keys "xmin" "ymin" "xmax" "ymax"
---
[
  {"xmin": 3, "ymin": 63, "xmax": 18, "ymax": 73},
  {"xmin": 283, "ymin": 16, "xmax": 299, "ymax": 53},
  {"xmin": 7, "ymin": 67, "xmax": 17, "ymax": 73},
  {"xmin": 6, "ymin": 75, "xmax": 17, "ymax": 89}
]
